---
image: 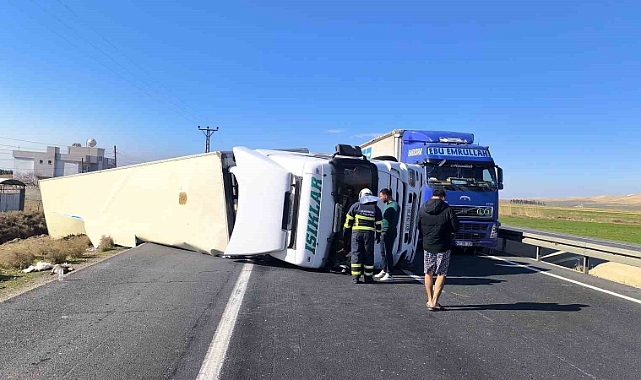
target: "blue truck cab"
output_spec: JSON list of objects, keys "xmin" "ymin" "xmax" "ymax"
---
[{"xmin": 359, "ymin": 130, "xmax": 504, "ymax": 251}]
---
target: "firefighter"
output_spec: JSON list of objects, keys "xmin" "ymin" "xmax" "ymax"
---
[{"xmin": 343, "ymin": 188, "xmax": 383, "ymax": 284}]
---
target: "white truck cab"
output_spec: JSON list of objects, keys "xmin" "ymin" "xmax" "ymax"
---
[{"xmin": 225, "ymin": 145, "xmax": 424, "ymax": 269}]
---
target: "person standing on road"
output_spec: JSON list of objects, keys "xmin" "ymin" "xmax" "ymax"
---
[
  {"xmin": 344, "ymin": 188, "xmax": 383, "ymax": 284},
  {"xmin": 375, "ymin": 188, "xmax": 400, "ymax": 282},
  {"xmin": 418, "ymin": 189, "xmax": 459, "ymax": 311}
]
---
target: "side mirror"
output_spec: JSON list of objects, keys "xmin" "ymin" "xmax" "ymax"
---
[{"xmin": 497, "ymin": 166, "xmax": 504, "ymax": 190}]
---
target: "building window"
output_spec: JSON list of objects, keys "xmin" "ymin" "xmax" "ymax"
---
[
  {"xmin": 98, "ymin": 156, "xmax": 103, "ymax": 162},
  {"xmin": 48, "ymin": 160, "xmax": 52, "ymax": 165},
  {"xmin": 39, "ymin": 160, "xmax": 43, "ymax": 164}
]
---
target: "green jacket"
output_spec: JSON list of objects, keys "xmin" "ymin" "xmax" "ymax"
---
[{"xmin": 382, "ymin": 200, "xmax": 400, "ymax": 235}]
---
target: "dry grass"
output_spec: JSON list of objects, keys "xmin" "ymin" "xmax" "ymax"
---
[
  {"xmin": 500, "ymin": 203, "xmax": 641, "ymax": 225},
  {"xmin": 24, "ymin": 199, "xmax": 43, "ymax": 213},
  {"xmin": 0, "ymin": 211, "xmax": 48, "ymax": 245},
  {"xmin": 0, "ymin": 235, "xmax": 92, "ymax": 269},
  {"xmin": 99, "ymin": 235, "xmax": 115, "ymax": 252}
]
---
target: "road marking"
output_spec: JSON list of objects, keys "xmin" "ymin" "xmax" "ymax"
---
[
  {"xmin": 197, "ymin": 263, "xmax": 253, "ymax": 380},
  {"xmin": 484, "ymin": 255, "xmax": 641, "ymax": 306},
  {"xmin": 402, "ymin": 270, "xmax": 424, "ymax": 283}
]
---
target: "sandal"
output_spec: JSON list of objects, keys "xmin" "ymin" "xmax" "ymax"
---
[
  {"xmin": 426, "ymin": 302, "xmax": 438, "ymax": 311},
  {"xmin": 435, "ymin": 303, "xmax": 447, "ymax": 311}
]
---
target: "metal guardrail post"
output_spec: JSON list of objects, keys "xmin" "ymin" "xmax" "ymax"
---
[
  {"xmin": 536, "ymin": 246, "xmax": 541, "ymax": 261},
  {"xmin": 583, "ymin": 256, "xmax": 590, "ymax": 274}
]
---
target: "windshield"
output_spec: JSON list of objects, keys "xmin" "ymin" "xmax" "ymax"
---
[{"xmin": 426, "ymin": 162, "xmax": 497, "ymax": 191}]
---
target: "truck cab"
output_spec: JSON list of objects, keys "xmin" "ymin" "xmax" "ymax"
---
[
  {"xmin": 406, "ymin": 131, "xmax": 504, "ymax": 251},
  {"xmin": 224, "ymin": 145, "xmax": 423, "ymax": 269},
  {"xmin": 359, "ymin": 130, "xmax": 504, "ymax": 252}
]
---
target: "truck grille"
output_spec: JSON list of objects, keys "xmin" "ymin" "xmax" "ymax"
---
[
  {"xmin": 455, "ymin": 223, "xmax": 489, "ymax": 241},
  {"xmin": 451, "ymin": 206, "xmax": 493, "ymax": 219},
  {"xmin": 455, "ymin": 232, "xmax": 486, "ymax": 241}
]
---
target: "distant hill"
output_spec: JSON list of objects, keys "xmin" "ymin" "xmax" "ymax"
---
[{"xmin": 531, "ymin": 194, "xmax": 641, "ymax": 210}]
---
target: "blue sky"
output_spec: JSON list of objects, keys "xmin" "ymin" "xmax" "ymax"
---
[{"xmin": 1, "ymin": 0, "xmax": 640, "ymax": 198}]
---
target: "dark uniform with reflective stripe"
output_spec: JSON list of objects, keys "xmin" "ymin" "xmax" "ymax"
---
[{"xmin": 344, "ymin": 199, "xmax": 383, "ymax": 283}]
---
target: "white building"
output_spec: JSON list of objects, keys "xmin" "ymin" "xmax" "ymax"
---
[{"xmin": 13, "ymin": 144, "xmax": 116, "ymax": 179}]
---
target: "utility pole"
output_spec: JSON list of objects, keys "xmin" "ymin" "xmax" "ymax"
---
[
  {"xmin": 114, "ymin": 145, "xmax": 117, "ymax": 167},
  {"xmin": 198, "ymin": 126, "xmax": 219, "ymax": 153}
]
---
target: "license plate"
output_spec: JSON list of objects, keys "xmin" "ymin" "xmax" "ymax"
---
[{"xmin": 455, "ymin": 241, "xmax": 473, "ymax": 247}]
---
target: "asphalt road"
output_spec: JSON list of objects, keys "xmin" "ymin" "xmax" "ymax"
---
[
  {"xmin": 0, "ymin": 244, "xmax": 242, "ymax": 380},
  {"xmin": 2, "ymin": 244, "xmax": 641, "ymax": 379}
]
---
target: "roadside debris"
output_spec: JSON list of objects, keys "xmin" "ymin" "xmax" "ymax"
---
[
  {"xmin": 22, "ymin": 261, "xmax": 53, "ymax": 273},
  {"xmin": 21, "ymin": 261, "xmax": 74, "ymax": 274},
  {"xmin": 51, "ymin": 263, "xmax": 74, "ymax": 275}
]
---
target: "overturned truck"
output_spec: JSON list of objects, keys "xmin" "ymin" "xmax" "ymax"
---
[{"xmin": 40, "ymin": 145, "xmax": 423, "ymax": 269}]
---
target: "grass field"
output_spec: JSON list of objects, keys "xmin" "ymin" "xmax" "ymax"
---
[
  {"xmin": 500, "ymin": 216, "xmax": 641, "ymax": 245},
  {"xmin": 500, "ymin": 204, "xmax": 641, "ymax": 245}
]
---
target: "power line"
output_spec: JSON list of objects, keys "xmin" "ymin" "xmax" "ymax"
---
[
  {"xmin": 115, "ymin": 150, "xmax": 145, "ymax": 163},
  {"xmin": 0, "ymin": 136, "xmax": 66, "ymax": 147},
  {"xmin": 0, "ymin": 143, "xmax": 22, "ymax": 149},
  {"xmin": 33, "ymin": 0, "xmax": 204, "ymax": 125},
  {"xmin": 55, "ymin": 0, "xmax": 212, "ymax": 124},
  {"xmin": 11, "ymin": 1, "xmax": 200, "ymax": 125}
]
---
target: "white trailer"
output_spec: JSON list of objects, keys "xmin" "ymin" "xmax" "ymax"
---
[
  {"xmin": 40, "ymin": 145, "xmax": 423, "ymax": 269},
  {"xmin": 358, "ymin": 130, "xmax": 404, "ymax": 161}
]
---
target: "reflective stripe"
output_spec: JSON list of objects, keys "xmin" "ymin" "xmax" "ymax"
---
[
  {"xmin": 351, "ymin": 271, "xmax": 362, "ymax": 276},
  {"xmin": 353, "ymin": 214, "xmax": 377, "ymax": 230},
  {"xmin": 344, "ymin": 214, "xmax": 355, "ymax": 228},
  {"xmin": 364, "ymin": 265, "xmax": 374, "ymax": 270},
  {"xmin": 364, "ymin": 271, "xmax": 373, "ymax": 276},
  {"xmin": 351, "ymin": 264, "xmax": 361, "ymax": 268}
]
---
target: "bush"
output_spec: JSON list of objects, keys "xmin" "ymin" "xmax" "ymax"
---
[
  {"xmin": 99, "ymin": 235, "xmax": 115, "ymax": 252},
  {"xmin": 65, "ymin": 235, "xmax": 92, "ymax": 259},
  {"xmin": 0, "ymin": 211, "xmax": 48, "ymax": 245},
  {"xmin": 42, "ymin": 246, "xmax": 67, "ymax": 264},
  {"xmin": 0, "ymin": 235, "xmax": 95, "ymax": 269},
  {"xmin": 0, "ymin": 248, "xmax": 35, "ymax": 270}
]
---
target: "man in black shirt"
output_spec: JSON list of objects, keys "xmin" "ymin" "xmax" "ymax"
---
[{"xmin": 417, "ymin": 189, "xmax": 459, "ymax": 311}]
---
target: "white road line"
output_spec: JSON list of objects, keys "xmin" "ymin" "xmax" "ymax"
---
[
  {"xmin": 484, "ymin": 255, "xmax": 641, "ymax": 306},
  {"xmin": 402, "ymin": 269, "xmax": 424, "ymax": 283},
  {"xmin": 197, "ymin": 263, "xmax": 253, "ymax": 380}
]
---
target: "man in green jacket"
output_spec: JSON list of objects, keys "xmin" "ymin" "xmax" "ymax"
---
[{"xmin": 375, "ymin": 188, "xmax": 400, "ymax": 282}]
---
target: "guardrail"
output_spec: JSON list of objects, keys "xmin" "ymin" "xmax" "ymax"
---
[{"xmin": 498, "ymin": 227, "xmax": 641, "ymax": 273}]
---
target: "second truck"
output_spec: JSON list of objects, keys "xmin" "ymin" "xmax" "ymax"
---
[{"xmin": 359, "ymin": 130, "xmax": 504, "ymax": 252}]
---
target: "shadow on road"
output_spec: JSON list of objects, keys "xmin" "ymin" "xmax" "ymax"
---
[{"xmin": 446, "ymin": 302, "xmax": 589, "ymax": 312}]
